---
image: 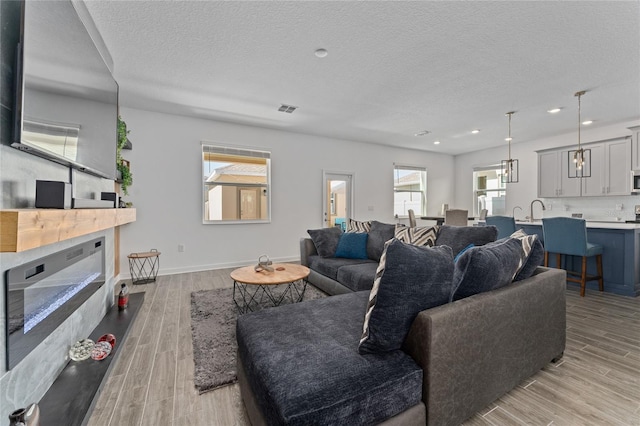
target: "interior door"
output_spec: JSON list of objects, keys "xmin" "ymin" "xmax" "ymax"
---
[{"xmin": 322, "ymin": 172, "xmax": 353, "ymax": 228}]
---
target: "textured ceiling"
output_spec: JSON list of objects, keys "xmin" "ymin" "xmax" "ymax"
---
[{"xmin": 84, "ymin": 1, "xmax": 640, "ymax": 155}]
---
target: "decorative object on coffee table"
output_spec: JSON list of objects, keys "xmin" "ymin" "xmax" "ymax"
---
[
  {"xmin": 254, "ymin": 254, "xmax": 273, "ymax": 272},
  {"xmin": 231, "ymin": 263, "xmax": 310, "ymax": 314},
  {"xmin": 127, "ymin": 249, "xmax": 160, "ymax": 284}
]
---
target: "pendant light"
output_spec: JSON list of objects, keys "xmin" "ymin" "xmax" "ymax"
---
[
  {"xmin": 568, "ymin": 90, "xmax": 591, "ymax": 178},
  {"xmin": 501, "ymin": 111, "xmax": 518, "ymax": 183}
]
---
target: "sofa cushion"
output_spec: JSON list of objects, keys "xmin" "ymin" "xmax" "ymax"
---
[
  {"xmin": 307, "ymin": 255, "xmax": 373, "ymax": 281},
  {"xmin": 307, "ymin": 227, "xmax": 343, "ymax": 257},
  {"xmin": 510, "ymin": 230, "xmax": 545, "ymax": 281},
  {"xmin": 451, "ymin": 237, "xmax": 524, "ymax": 300},
  {"xmin": 336, "ymin": 262, "xmax": 379, "ymax": 292},
  {"xmin": 367, "ymin": 220, "xmax": 396, "ymax": 261},
  {"xmin": 435, "ymin": 225, "xmax": 498, "ymax": 256},
  {"xmin": 335, "ymin": 232, "xmax": 369, "ymax": 259},
  {"xmin": 237, "ymin": 291, "xmax": 423, "ymax": 425},
  {"xmin": 395, "ymin": 224, "xmax": 439, "ymax": 247},
  {"xmin": 359, "ymin": 239, "xmax": 454, "ymax": 354},
  {"xmin": 347, "ymin": 218, "xmax": 371, "ymax": 233}
]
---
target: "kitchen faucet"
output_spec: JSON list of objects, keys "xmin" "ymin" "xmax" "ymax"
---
[
  {"xmin": 512, "ymin": 206, "xmax": 523, "ymax": 220},
  {"xmin": 529, "ymin": 199, "xmax": 546, "ymax": 222}
]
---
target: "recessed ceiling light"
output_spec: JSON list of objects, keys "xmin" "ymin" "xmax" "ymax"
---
[
  {"xmin": 471, "ymin": 129, "xmax": 480, "ymax": 134},
  {"xmin": 547, "ymin": 108, "xmax": 562, "ymax": 114},
  {"xmin": 315, "ymin": 48, "xmax": 328, "ymax": 58},
  {"xmin": 433, "ymin": 141, "xmax": 441, "ymax": 145},
  {"xmin": 505, "ymin": 137, "xmax": 513, "ymax": 141},
  {"xmin": 414, "ymin": 130, "xmax": 430, "ymax": 136},
  {"xmin": 582, "ymin": 120, "xmax": 593, "ymax": 125}
]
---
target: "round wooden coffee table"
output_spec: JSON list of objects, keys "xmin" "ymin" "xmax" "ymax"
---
[{"xmin": 230, "ymin": 263, "xmax": 310, "ymax": 314}]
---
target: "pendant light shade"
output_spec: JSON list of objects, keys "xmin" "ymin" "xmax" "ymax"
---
[
  {"xmin": 568, "ymin": 90, "xmax": 591, "ymax": 178},
  {"xmin": 501, "ymin": 111, "xmax": 519, "ymax": 183}
]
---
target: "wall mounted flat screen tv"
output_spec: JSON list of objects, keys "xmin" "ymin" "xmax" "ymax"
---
[{"xmin": 12, "ymin": 0, "xmax": 118, "ymax": 180}]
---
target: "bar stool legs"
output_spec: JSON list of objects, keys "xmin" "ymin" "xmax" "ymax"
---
[{"xmin": 544, "ymin": 252, "xmax": 603, "ymax": 297}]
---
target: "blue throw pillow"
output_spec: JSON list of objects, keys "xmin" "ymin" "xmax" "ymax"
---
[
  {"xmin": 335, "ymin": 232, "xmax": 369, "ymax": 259},
  {"xmin": 359, "ymin": 239, "xmax": 454, "ymax": 354},
  {"xmin": 451, "ymin": 237, "xmax": 523, "ymax": 301},
  {"xmin": 454, "ymin": 243, "xmax": 474, "ymax": 262}
]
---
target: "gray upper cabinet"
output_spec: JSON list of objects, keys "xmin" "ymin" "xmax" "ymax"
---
[
  {"xmin": 538, "ymin": 150, "xmax": 581, "ymax": 197},
  {"xmin": 630, "ymin": 126, "xmax": 640, "ymax": 171},
  {"xmin": 581, "ymin": 139, "xmax": 631, "ymax": 196},
  {"xmin": 538, "ymin": 137, "xmax": 631, "ymax": 198}
]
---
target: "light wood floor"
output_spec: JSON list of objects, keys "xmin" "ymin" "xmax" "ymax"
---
[{"xmin": 88, "ymin": 269, "xmax": 640, "ymax": 426}]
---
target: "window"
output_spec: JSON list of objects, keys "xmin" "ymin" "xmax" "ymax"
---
[
  {"xmin": 394, "ymin": 165, "xmax": 427, "ymax": 217},
  {"xmin": 473, "ymin": 165, "xmax": 506, "ymax": 217},
  {"xmin": 202, "ymin": 144, "xmax": 271, "ymax": 223}
]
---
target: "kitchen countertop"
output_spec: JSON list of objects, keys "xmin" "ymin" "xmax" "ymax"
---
[{"xmin": 515, "ymin": 220, "xmax": 640, "ymax": 230}]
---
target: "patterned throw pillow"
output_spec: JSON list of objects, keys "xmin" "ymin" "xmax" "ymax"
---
[
  {"xmin": 394, "ymin": 224, "xmax": 439, "ymax": 247},
  {"xmin": 358, "ymin": 239, "xmax": 454, "ymax": 354},
  {"xmin": 509, "ymin": 230, "xmax": 544, "ymax": 281},
  {"xmin": 347, "ymin": 218, "xmax": 371, "ymax": 233}
]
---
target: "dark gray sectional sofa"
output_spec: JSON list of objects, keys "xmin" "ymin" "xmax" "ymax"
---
[
  {"xmin": 236, "ymin": 225, "xmax": 566, "ymax": 425},
  {"xmin": 301, "ymin": 224, "xmax": 499, "ymax": 295}
]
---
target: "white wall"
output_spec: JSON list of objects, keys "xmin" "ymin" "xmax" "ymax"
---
[
  {"xmin": 118, "ymin": 108, "xmax": 456, "ymax": 276},
  {"xmin": 454, "ymin": 120, "xmax": 640, "ymax": 220}
]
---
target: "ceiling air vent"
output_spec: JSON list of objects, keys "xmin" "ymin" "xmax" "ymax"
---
[{"xmin": 278, "ymin": 104, "xmax": 298, "ymax": 113}]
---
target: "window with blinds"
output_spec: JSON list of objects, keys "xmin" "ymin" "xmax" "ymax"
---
[{"xmin": 394, "ymin": 165, "xmax": 427, "ymax": 217}]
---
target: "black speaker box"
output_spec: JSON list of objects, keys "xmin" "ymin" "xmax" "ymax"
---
[
  {"xmin": 101, "ymin": 192, "xmax": 118, "ymax": 208},
  {"xmin": 35, "ymin": 180, "xmax": 72, "ymax": 209}
]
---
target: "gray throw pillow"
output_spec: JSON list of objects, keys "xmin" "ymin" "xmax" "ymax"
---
[
  {"xmin": 366, "ymin": 221, "xmax": 395, "ymax": 261},
  {"xmin": 451, "ymin": 237, "xmax": 523, "ymax": 301},
  {"xmin": 435, "ymin": 225, "xmax": 498, "ymax": 256},
  {"xmin": 359, "ymin": 239, "xmax": 454, "ymax": 354},
  {"xmin": 307, "ymin": 227, "xmax": 343, "ymax": 257}
]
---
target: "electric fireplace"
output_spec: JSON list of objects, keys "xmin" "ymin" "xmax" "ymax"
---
[{"xmin": 5, "ymin": 237, "xmax": 105, "ymax": 370}]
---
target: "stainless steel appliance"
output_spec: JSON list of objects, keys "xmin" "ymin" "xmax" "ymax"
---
[
  {"xmin": 626, "ymin": 205, "xmax": 640, "ymax": 223},
  {"xmin": 632, "ymin": 170, "xmax": 640, "ymax": 193}
]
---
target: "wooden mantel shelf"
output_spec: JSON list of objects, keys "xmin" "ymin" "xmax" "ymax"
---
[{"xmin": 0, "ymin": 208, "xmax": 136, "ymax": 252}]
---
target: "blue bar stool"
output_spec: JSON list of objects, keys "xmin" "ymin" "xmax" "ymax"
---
[
  {"xmin": 485, "ymin": 216, "xmax": 517, "ymax": 239},
  {"xmin": 542, "ymin": 217, "xmax": 603, "ymax": 297}
]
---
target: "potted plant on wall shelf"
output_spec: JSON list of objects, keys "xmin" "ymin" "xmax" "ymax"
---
[{"xmin": 116, "ymin": 116, "xmax": 133, "ymax": 196}]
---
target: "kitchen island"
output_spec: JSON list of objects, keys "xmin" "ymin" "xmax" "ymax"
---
[{"xmin": 516, "ymin": 221, "xmax": 640, "ymax": 297}]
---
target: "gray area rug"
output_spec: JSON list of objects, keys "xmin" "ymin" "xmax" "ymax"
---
[{"xmin": 190, "ymin": 283, "xmax": 327, "ymax": 394}]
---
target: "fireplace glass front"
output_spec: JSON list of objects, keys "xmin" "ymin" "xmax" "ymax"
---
[{"xmin": 5, "ymin": 237, "xmax": 105, "ymax": 370}]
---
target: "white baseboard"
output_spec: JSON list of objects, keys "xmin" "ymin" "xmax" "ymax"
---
[{"xmin": 117, "ymin": 255, "xmax": 301, "ymax": 280}]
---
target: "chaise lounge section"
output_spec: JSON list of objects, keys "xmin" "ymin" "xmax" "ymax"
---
[{"xmin": 237, "ymin": 265, "xmax": 566, "ymax": 425}]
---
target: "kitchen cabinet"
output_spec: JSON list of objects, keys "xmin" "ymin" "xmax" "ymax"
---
[
  {"xmin": 538, "ymin": 137, "xmax": 631, "ymax": 198},
  {"xmin": 581, "ymin": 139, "xmax": 631, "ymax": 196},
  {"xmin": 630, "ymin": 125, "xmax": 640, "ymax": 170},
  {"xmin": 538, "ymin": 150, "xmax": 581, "ymax": 197}
]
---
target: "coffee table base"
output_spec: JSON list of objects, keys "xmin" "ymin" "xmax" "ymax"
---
[{"xmin": 233, "ymin": 279, "xmax": 308, "ymax": 314}]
